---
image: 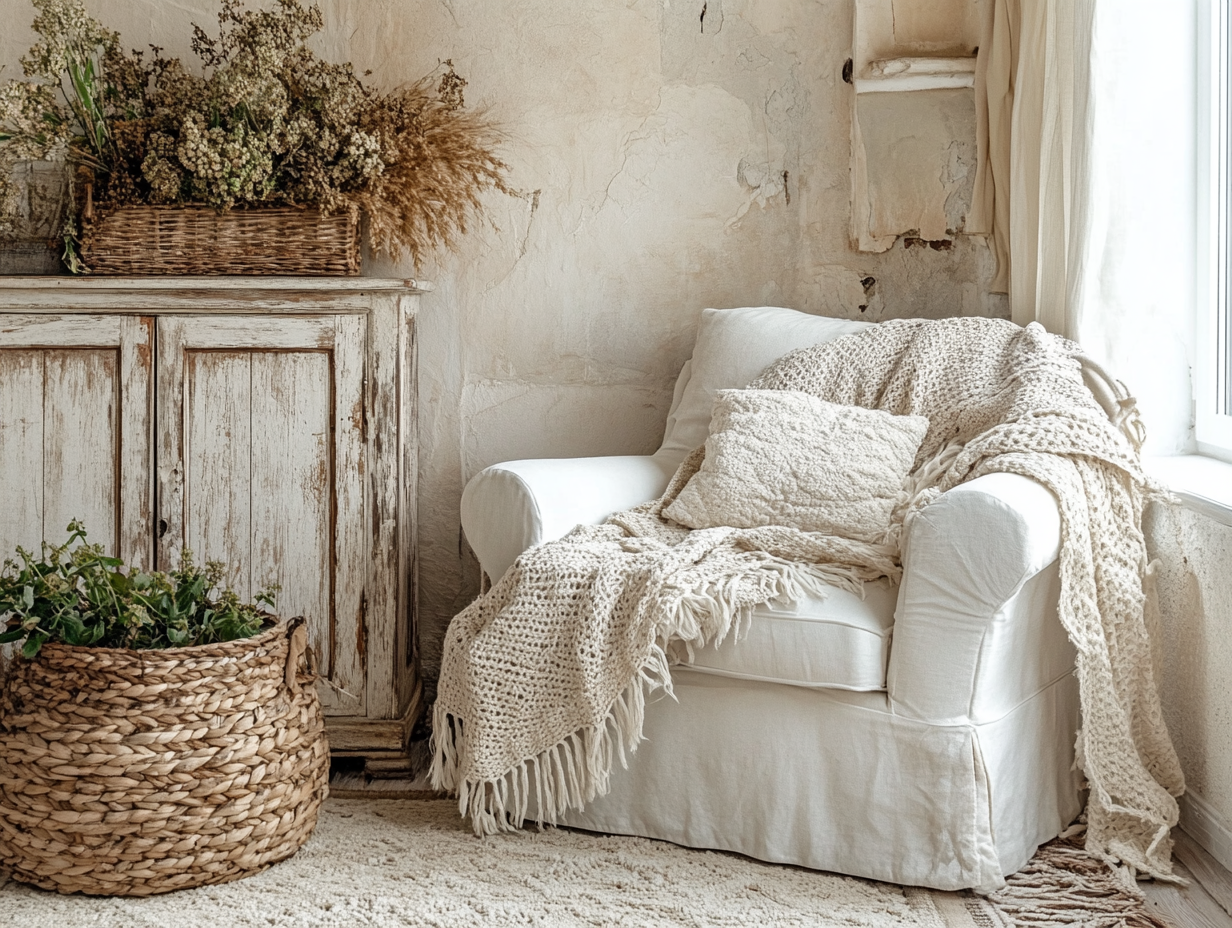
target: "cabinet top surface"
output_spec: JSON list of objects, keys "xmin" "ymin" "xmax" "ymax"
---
[{"xmin": 0, "ymin": 276, "xmax": 432, "ymax": 293}]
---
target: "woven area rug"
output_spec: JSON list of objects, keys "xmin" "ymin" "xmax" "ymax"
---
[{"xmin": 0, "ymin": 798, "xmax": 1167, "ymax": 927}]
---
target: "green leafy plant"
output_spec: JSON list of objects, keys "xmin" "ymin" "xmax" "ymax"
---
[{"xmin": 0, "ymin": 520, "xmax": 275, "ymax": 658}]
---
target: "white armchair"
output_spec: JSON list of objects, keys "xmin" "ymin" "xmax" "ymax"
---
[{"xmin": 459, "ymin": 307, "xmax": 1082, "ymax": 892}]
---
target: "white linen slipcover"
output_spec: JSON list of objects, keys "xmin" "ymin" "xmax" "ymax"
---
[
  {"xmin": 464, "ymin": 462, "xmax": 893, "ymax": 692},
  {"xmin": 461, "ymin": 455, "xmax": 678, "ymax": 587},
  {"xmin": 458, "ymin": 307, "xmax": 1082, "ymax": 891},
  {"xmin": 687, "ymin": 580, "xmax": 896, "ymax": 691},
  {"xmin": 462, "ymin": 456, "xmax": 1079, "ymax": 890}
]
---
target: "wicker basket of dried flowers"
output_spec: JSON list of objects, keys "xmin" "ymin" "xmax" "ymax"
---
[
  {"xmin": 78, "ymin": 203, "xmax": 361, "ymax": 276},
  {"xmin": 0, "ymin": 525, "xmax": 329, "ymax": 895},
  {"xmin": 0, "ymin": 0, "xmax": 508, "ymax": 276}
]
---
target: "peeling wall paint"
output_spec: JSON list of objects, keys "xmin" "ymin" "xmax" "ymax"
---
[
  {"xmin": 853, "ymin": 89, "xmax": 978, "ymax": 249},
  {"xmin": 0, "ymin": 0, "xmax": 1005, "ymax": 700}
]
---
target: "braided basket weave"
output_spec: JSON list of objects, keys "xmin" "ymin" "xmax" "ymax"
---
[
  {"xmin": 0, "ymin": 618, "xmax": 329, "ymax": 895},
  {"xmin": 78, "ymin": 204, "xmax": 361, "ymax": 276}
]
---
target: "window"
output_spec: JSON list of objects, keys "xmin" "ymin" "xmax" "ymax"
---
[{"xmin": 1198, "ymin": 0, "xmax": 1232, "ymax": 460}]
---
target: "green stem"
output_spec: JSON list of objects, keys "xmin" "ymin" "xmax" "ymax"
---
[{"xmin": 64, "ymin": 57, "xmax": 114, "ymax": 175}]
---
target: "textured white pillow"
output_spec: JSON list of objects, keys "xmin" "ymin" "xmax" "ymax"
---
[{"xmin": 663, "ymin": 390, "xmax": 929, "ymax": 541}]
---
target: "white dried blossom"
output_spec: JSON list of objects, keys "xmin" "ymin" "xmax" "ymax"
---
[
  {"xmin": 176, "ymin": 112, "xmax": 274, "ymax": 209},
  {"xmin": 20, "ymin": 0, "xmax": 117, "ymax": 82},
  {"xmin": 0, "ymin": 82, "xmax": 70, "ymax": 160},
  {"xmin": 343, "ymin": 130, "xmax": 382, "ymax": 181}
]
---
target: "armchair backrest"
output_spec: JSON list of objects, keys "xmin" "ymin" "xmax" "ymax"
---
[{"xmin": 657, "ymin": 307, "xmax": 870, "ymax": 467}]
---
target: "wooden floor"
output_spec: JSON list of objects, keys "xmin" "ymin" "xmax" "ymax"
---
[
  {"xmin": 328, "ymin": 749, "xmax": 439, "ymax": 799},
  {"xmin": 329, "ymin": 762, "xmax": 1232, "ymax": 927},
  {"xmin": 1141, "ymin": 831, "xmax": 1232, "ymax": 928}
]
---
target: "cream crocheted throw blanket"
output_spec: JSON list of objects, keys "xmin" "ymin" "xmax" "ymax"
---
[{"xmin": 431, "ymin": 317, "xmax": 1184, "ymax": 880}]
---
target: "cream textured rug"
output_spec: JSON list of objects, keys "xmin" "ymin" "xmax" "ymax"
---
[{"xmin": 0, "ymin": 799, "xmax": 1168, "ymax": 927}]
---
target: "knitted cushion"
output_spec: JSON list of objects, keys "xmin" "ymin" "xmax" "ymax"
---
[{"xmin": 663, "ymin": 389, "xmax": 929, "ymax": 541}]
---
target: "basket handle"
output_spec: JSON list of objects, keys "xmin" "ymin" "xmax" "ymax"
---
[{"xmin": 285, "ymin": 617, "xmax": 309, "ymax": 695}]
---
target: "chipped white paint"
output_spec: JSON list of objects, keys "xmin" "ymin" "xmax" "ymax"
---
[
  {"xmin": 854, "ymin": 67, "xmax": 975, "ymax": 93},
  {"xmin": 42, "ymin": 350, "xmax": 118, "ymax": 553},
  {"xmin": 867, "ymin": 57, "xmax": 977, "ymax": 78},
  {"xmin": 159, "ymin": 314, "xmax": 372, "ymax": 717},
  {"xmin": 333, "ymin": 314, "xmax": 369, "ymax": 716},
  {"xmin": 0, "ymin": 349, "xmax": 43, "ymax": 555},
  {"xmin": 250, "ymin": 351, "xmax": 335, "ymax": 693},
  {"xmin": 0, "ymin": 314, "xmax": 152, "ymax": 564},
  {"xmin": 853, "ymin": 88, "xmax": 979, "ymax": 249},
  {"xmin": 851, "ymin": 0, "xmax": 982, "ymax": 251},
  {"xmin": 0, "ymin": 2, "xmax": 1006, "ymax": 702},
  {"xmin": 856, "ymin": 0, "xmax": 982, "ymax": 67}
]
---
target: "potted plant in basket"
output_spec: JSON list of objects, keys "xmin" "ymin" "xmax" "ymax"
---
[
  {"xmin": 0, "ymin": 0, "xmax": 509, "ymax": 275},
  {"xmin": 0, "ymin": 521, "xmax": 328, "ymax": 896}
]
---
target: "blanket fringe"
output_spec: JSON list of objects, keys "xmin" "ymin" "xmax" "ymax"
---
[
  {"xmin": 984, "ymin": 835, "xmax": 1172, "ymax": 927},
  {"xmin": 430, "ymin": 641, "xmax": 673, "ymax": 836},
  {"xmin": 431, "ymin": 553, "xmax": 843, "ymax": 834}
]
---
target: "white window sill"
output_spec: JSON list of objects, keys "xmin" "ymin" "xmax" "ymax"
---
[{"xmin": 1144, "ymin": 454, "xmax": 1232, "ymax": 527}]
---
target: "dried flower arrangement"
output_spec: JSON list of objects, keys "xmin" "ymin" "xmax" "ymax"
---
[{"xmin": 0, "ymin": 0, "xmax": 509, "ymax": 271}]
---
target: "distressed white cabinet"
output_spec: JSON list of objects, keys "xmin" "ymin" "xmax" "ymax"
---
[{"xmin": 0, "ymin": 278, "xmax": 426, "ymax": 773}]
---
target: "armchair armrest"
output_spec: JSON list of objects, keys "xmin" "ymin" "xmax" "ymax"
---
[
  {"xmin": 461, "ymin": 455, "xmax": 676, "ymax": 583},
  {"xmin": 463, "ymin": 461, "xmax": 1070, "ymax": 724},
  {"xmin": 887, "ymin": 472, "xmax": 1067, "ymax": 724}
]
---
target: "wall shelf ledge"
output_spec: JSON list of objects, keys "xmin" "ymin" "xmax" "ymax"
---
[{"xmin": 856, "ymin": 57, "xmax": 976, "ymax": 93}]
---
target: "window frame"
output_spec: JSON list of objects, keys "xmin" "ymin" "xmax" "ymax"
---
[{"xmin": 1198, "ymin": 0, "xmax": 1232, "ymax": 461}]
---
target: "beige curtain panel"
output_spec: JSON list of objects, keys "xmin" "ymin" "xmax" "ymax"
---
[{"xmin": 971, "ymin": 0, "xmax": 1096, "ymax": 337}]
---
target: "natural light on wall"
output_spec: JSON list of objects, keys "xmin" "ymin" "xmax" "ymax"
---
[{"xmin": 1198, "ymin": 0, "xmax": 1232, "ymax": 463}]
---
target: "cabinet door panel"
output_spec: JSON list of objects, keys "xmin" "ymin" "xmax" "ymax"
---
[
  {"xmin": 159, "ymin": 316, "xmax": 365, "ymax": 715},
  {"xmin": 0, "ymin": 350, "xmax": 44, "ymax": 554},
  {"xmin": 250, "ymin": 351, "xmax": 333, "ymax": 671},
  {"xmin": 43, "ymin": 350, "xmax": 118, "ymax": 545},
  {"xmin": 183, "ymin": 352, "xmax": 252, "ymax": 589},
  {"xmin": 0, "ymin": 315, "xmax": 153, "ymax": 565}
]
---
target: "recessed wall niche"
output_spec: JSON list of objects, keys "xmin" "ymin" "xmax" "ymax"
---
[{"xmin": 850, "ymin": 0, "xmax": 985, "ymax": 252}]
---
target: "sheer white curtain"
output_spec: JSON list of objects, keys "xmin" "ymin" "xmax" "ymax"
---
[{"xmin": 973, "ymin": 0, "xmax": 1196, "ymax": 454}]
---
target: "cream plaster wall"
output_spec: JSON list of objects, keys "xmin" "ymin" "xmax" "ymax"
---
[
  {"xmin": 0, "ymin": 0, "xmax": 1004, "ymax": 698},
  {"xmin": 1145, "ymin": 502, "xmax": 1232, "ymax": 865}
]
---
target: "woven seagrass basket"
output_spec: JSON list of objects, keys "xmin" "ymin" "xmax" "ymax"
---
[
  {"xmin": 0, "ymin": 618, "xmax": 329, "ymax": 895},
  {"xmin": 79, "ymin": 204, "xmax": 360, "ymax": 276}
]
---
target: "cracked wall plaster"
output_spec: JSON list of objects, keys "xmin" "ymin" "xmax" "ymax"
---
[{"xmin": 1, "ymin": 0, "xmax": 1004, "ymax": 703}]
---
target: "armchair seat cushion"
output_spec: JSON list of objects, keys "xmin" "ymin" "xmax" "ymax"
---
[{"xmin": 687, "ymin": 578, "xmax": 897, "ymax": 691}]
